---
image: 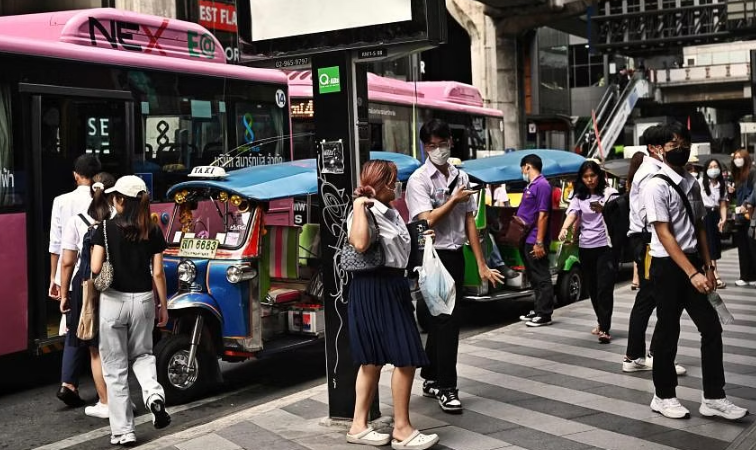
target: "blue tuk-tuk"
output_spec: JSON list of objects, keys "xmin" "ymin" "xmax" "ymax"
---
[
  {"xmin": 461, "ymin": 150, "xmax": 587, "ymax": 305},
  {"xmin": 155, "ymin": 152, "xmax": 419, "ymax": 403}
]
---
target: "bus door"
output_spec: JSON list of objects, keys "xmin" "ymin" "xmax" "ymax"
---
[
  {"xmin": 449, "ymin": 125, "xmax": 471, "ymax": 161},
  {"xmin": 24, "ymin": 85, "xmax": 133, "ymax": 349}
]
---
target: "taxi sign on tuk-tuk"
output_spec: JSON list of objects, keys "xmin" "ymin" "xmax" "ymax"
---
[
  {"xmin": 178, "ymin": 237, "xmax": 219, "ymax": 258},
  {"xmin": 188, "ymin": 166, "xmax": 228, "ymax": 179}
]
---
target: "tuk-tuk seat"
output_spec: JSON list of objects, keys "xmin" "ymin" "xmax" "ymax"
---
[{"xmin": 264, "ymin": 226, "xmax": 301, "ymax": 280}]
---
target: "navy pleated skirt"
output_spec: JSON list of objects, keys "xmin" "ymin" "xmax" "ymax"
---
[{"xmin": 348, "ymin": 269, "xmax": 429, "ymax": 368}]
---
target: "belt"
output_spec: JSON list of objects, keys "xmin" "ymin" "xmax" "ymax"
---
[
  {"xmin": 706, "ymin": 207, "xmax": 718, "ymax": 212},
  {"xmin": 353, "ymin": 267, "xmax": 407, "ymax": 277}
]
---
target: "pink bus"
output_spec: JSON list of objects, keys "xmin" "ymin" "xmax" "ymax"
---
[
  {"xmin": 288, "ymin": 70, "xmax": 504, "ymax": 162},
  {"xmin": 0, "ymin": 8, "xmax": 292, "ymax": 357}
]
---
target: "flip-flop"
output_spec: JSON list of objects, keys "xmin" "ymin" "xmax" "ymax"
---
[
  {"xmin": 591, "ymin": 326, "xmax": 600, "ymax": 335},
  {"xmin": 391, "ymin": 430, "xmax": 440, "ymax": 450},
  {"xmin": 346, "ymin": 427, "xmax": 391, "ymax": 446},
  {"xmin": 716, "ymin": 278, "xmax": 727, "ymax": 289},
  {"xmin": 631, "ymin": 283, "xmax": 639, "ymax": 291}
]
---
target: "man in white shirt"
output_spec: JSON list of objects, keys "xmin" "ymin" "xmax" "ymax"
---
[
  {"xmin": 641, "ymin": 123, "xmax": 747, "ymax": 421},
  {"xmin": 406, "ymin": 119, "xmax": 503, "ymax": 414},
  {"xmin": 50, "ymin": 154, "xmax": 100, "ymax": 407}
]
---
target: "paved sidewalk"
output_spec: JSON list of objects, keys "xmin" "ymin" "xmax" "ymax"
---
[{"xmin": 136, "ymin": 249, "xmax": 756, "ymax": 450}]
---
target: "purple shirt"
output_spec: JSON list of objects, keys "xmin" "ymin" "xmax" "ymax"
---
[
  {"xmin": 566, "ymin": 187, "xmax": 619, "ymax": 248},
  {"xmin": 517, "ymin": 174, "xmax": 552, "ymax": 245}
]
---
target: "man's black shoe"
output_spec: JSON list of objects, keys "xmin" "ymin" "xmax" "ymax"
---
[
  {"xmin": 149, "ymin": 399, "xmax": 171, "ymax": 429},
  {"xmin": 57, "ymin": 386, "xmax": 85, "ymax": 407},
  {"xmin": 437, "ymin": 388, "xmax": 463, "ymax": 414},
  {"xmin": 422, "ymin": 380, "xmax": 439, "ymax": 398}
]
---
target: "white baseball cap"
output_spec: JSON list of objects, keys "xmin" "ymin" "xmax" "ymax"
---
[{"xmin": 105, "ymin": 175, "xmax": 148, "ymax": 198}]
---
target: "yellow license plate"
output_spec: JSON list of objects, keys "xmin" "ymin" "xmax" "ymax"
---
[{"xmin": 178, "ymin": 238, "xmax": 219, "ymax": 258}]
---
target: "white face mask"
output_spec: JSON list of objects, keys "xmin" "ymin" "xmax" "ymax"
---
[
  {"xmin": 428, "ymin": 146, "xmax": 451, "ymax": 166},
  {"xmin": 522, "ymin": 169, "xmax": 530, "ymax": 183},
  {"xmin": 734, "ymin": 158, "xmax": 745, "ymax": 168},
  {"xmin": 707, "ymin": 168, "xmax": 721, "ymax": 179}
]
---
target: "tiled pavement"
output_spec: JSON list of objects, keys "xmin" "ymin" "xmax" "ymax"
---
[{"xmin": 136, "ymin": 249, "xmax": 756, "ymax": 450}]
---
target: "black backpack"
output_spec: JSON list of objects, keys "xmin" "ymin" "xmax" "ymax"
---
[{"xmin": 602, "ymin": 193, "xmax": 630, "ymax": 251}]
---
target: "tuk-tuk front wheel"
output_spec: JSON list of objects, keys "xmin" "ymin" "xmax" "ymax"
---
[
  {"xmin": 556, "ymin": 266, "xmax": 583, "ymax": 306},
  {"xmin": 155, "ymin": 334, "xmax": 216, "ymax": 405}
]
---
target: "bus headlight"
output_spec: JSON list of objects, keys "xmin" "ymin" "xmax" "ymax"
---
[
  {"xmin": 226, "ymin": 265, "xmax": 257, "ymax": 283},
  {"xmin": 177, "ymin": 260, "xmax": 197, "ymax": 284}
]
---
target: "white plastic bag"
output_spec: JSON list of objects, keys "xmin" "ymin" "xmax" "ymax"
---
[{"xmin": 415, "ymin": 235, "xmax": 456, "ymax": 316}]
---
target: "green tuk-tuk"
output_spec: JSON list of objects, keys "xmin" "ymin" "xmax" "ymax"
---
[{"xmin": 461, "ymin": 150, "xmax": 587, "ymax": 305}]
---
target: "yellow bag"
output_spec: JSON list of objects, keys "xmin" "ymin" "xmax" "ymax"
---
[{"xmin": 76, "ymin": 280, "xmax": 99, "ymax": 341}]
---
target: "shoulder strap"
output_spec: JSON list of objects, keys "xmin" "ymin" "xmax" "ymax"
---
[
  {"xmin": 654, "ymin": 174, "xmax": 695, "ymax": 223},
  {"xmin": 102, "ymin": 219, "xmax": 110, "ymax": 261},
  {"xmin": 78, "ymin": 213, "xmax": 92, "ymax": 227}
]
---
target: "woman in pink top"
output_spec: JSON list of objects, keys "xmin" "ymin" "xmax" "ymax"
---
[{"xmin": 558, "ymin": 161, "xmax": 619, "ymax": 343}]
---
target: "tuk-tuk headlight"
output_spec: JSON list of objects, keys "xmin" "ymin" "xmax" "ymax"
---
[
  {"xmin": 177, "ymin": 260, "xmax": 197, "ymax": 283},
  {"xmin": 226, "ymin": 264, "xmax": 257, "ymax": 283}
]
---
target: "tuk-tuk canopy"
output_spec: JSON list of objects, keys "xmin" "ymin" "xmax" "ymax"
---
[
  {"xmin": 166, "ymin": 151, "xmax": 421, "ymax": 202},
  {"xmin": 464, "ymin": 149, "xmax": 586, "ymax": 184}
]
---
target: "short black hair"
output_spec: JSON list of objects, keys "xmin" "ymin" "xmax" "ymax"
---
[
  {"xmin": 665, "ymin": 121, "xmax": 691, "ymax": 144},
  {"xmin": 640, "ymin": 125, "xmax": 661, "ymax": 146},
  {"xmin": 520, "ymin": 154, "xmax": 543, "ymax": 172},
  {"xmin": 419, "ymin": 119, "xmax": 451, "ymax": 144},
  {"xmin": 73, "ymin": 154, "xmax": 101, "ymax": 180}
]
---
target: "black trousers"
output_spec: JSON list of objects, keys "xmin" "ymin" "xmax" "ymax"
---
[
  {"xmin": 523, "ymin": 243, "xmax": 554, "ymax": 317},
  {"xmin": 650, "ymin": 255, "xmax": 725, "ymax": 399},
  {"xmin": 418, "ymin": 249, "xmax": 464, "ymax": 390},
  {"xmin": 734, "ymin": 226, "xmax": 756, "ymax": 282},
  {"xmin": 579, "ymin": 246, "xmax": 616, "ymax": 333},
  {"xmin": 625, "ymin": 233, "xmax": 659, "ymax": 360}
]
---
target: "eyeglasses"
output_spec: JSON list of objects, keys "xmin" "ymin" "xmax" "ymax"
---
[{"xmin": 425, "ymin": 141, "xmax": 450, "ymax": 151}]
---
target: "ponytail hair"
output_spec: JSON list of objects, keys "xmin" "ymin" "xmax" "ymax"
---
[
  {"xmin": 354, "ymin": 160, "xmax": 397, "ymax": 198},
  {"xmin": 114, "ymin": 191, "xmax": 153, "ymax": 241},
  {"xmin": 88, "ymin": 172, "xmax": 115, "ymax": 222}
]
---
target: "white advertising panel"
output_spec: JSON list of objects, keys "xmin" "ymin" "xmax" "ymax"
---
[{"xmin": 249, "ymin": 0, "xmax": 412, "ymax": 42}]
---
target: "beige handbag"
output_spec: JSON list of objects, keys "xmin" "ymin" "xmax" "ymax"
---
[{"xmin": 76, "ymin": 279, "xmax": 98, "ymax": 340}]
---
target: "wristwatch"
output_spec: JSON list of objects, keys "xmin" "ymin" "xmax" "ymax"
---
[{"xmin": 535, "ymin": 241, "xmax": 544, "ymax": 247}]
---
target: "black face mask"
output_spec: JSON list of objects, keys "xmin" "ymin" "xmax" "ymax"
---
[{"xmin": 665, "ymin": 147, "xmax": 691, "ymax": 167}]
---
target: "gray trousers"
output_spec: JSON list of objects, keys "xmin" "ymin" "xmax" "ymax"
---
[{"xmin": 99, "ymin": 289, "xmax": 165, "ymax": 436}]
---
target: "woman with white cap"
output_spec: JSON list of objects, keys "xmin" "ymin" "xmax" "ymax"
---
[{"xmin": 91, "ymin": 175, "xmax": 171, "ymax": 446}]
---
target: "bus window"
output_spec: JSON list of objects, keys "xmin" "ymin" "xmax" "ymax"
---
[
  {"xmin": 487, "ymin": 117, "xmax": 504, "ymax": 150},
  {"xmin": 470, "ymin": 116, "xmax": 487, "ymax": 154},
  {"xmin": 233, "ymin": 102, "xmax": 287, "ymax": 166},
  {"xmin": 369, "ymin": 102, "xmax": 412, "ymax": 155},
  {"xmin": 0, "ymin": 85, "xmax": 22, "ymax": 209}
]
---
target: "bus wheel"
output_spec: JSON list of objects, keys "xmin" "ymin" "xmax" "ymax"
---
[
  {"xmin": 155, "ymin": 334, "xmax": 215, "ymax": 405},
  {"xmin": 556, "ymin": 266, "xmax": 582, "ymax": 306}
]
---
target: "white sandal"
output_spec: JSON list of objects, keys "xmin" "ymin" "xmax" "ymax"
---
[
  {"xmin": 391, "ymin": 429, "xmax": 440, "ymax": 450},
  {"xmin": 346, "ymin": 426, "xmax": 391, "ymax": 446}
]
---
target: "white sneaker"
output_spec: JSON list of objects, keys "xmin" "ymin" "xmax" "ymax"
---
[
  {"xmin": 650, "ymin": 395, "xmax": 690, "ymax": 419},
  {"xmin": 110, "ymin": 432, "xmax": 136, "ymax": 446},
  {"xmin": 700, "ymin": 396, "xmax": 748, "ymax": 420},
  {"xmin": 645, "ymin": 355, "xmax": 687, "ymax": 376},
  {"xmin": 750, "ymin": 281, "xmax": 756, "ymax": 287},
  {"xmin": 735, "ymin": 280, "xmax": 748, "ymax": 286},
  {"xmin": 622, "ymin": 357, "xmax": 652, "ymax": 372},
  {"xmin": 84, "ymin": 401, "xmax": 109, "ymax": 419}
]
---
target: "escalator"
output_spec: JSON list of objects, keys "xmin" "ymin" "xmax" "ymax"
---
[{"xmin": 574, "ymin": 74, "xmax": 652, "ymax": 160}]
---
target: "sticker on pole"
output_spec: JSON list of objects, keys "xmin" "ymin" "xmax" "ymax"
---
[{"xmin": 318, "ymin": 66, "xmax": 341, "ymax": 94}]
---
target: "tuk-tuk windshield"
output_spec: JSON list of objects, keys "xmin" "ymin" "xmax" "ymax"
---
[{"xmin": 166, "ymin": 192, "xmax": 253, "ymax": 250}]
